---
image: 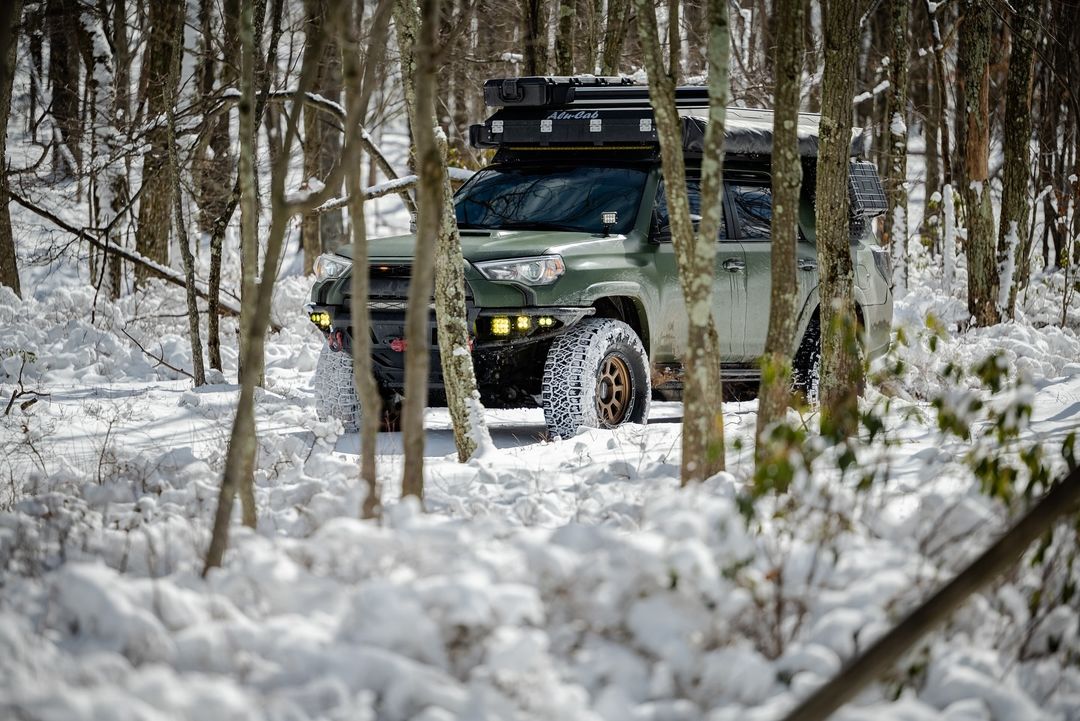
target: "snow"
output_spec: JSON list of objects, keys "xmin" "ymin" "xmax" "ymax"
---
[{"xmin": 4, "ymin": 46, "xmax": 1080, "ymax": 721}]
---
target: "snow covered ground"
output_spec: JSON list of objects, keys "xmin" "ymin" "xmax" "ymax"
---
[{"xmin": 2, "ymin": 233, "xmax": 1080, "ymax": 721}]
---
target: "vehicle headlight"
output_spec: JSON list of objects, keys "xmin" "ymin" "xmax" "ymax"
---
[
  {"xmin": 313, "ymin": 253, "xmax": 352, "ymax": 281},
  {"xmin": 474, "ymin": 255, "xmax": 565, "ymax": 286}
]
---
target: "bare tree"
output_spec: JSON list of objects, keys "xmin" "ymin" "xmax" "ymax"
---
[
  {"xmin": 302, "ymin": 0, "xmax": 345, "ymax": 275},
  {"xmin": 0, "ymin": 0, "xmax": 24, "ymax": 297},
  {"xmin": 555, "ymin": 0, "xmax": 574, "ymax": 73},
  {"xmin": 523, "ymin": 0, "xmax": 549, "ymax": 75},
  {"xmin": 883, "ymin": 0, "xmax": 909, "ymax": 293},
  {"xmin": 134, "ymin": 0, "xmax": 184, "ymax": 279},
  {"xmin": 205, "ymin": 2, "xmax": 347, "ymax": 574},
  {"xmin": 47, "ymin": 0, "xmax": 81, "ymax": 180},
  {"xmin": 755, "ymin": 0, "xmax": 803, "ymax": 466},
  {"xmin": 958, "ymin": 0, "xmax": 999, "ymax": 327},
  {"xmin": 340, "ymin": 0, "xmax": 395, "ymax": 519},
  {"xmin": 815, "ymin": 0, "xmax": 863, "ymax": 440},
  {"xmin": 634, "ymin": 0, "xmax": 729, "ymax": 483},
  {"xmin": 999, "ymin": 0, "xmax": 1036, "ymax": 318},
  {"xmin": 601, "ymin": 0, "xmax": 631, "ymax": 75}
]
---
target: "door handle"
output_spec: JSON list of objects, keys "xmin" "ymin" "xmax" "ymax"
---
[
  {"xmin": 722, "ymin": 258, "xmax": 745, "ymax": 273},
  {"xmin": 798, "ymin": 258, "xmax": 818, "ymax": 271}
]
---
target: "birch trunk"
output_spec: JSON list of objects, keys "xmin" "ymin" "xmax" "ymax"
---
[
  {"xmin": 999, "ymin": 0, "xmax": 1036, "ymax": 318},
  {"xmin": 0, "ymin": 0, "xmax": 25, "ymax": 298},
  {"xmin": 755, "ymin": 0, "xmax": 803, "ymax": 467},
  {"xmin": 634, "ymin": 0, "xmax": 728, "ymax": 483},
  {"xmin": 815, "ymin": 0, "xmax": 862, "ymax": 440},
  {"xmin": 958, "ymin": 0, "xmax": 999, "ymax": 327}
]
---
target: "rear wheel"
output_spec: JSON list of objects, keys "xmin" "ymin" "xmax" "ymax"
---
[
  {"xmin": 314, "ymin": 345, "xmax": 360, "ymax": 432},
  {"xmin": 542, "ymin": 318, "xmax": 651, "ymax": 438}
]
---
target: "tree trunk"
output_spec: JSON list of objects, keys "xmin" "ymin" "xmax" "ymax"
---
[
  {"xmin": 523, "ymin": 0, "xmax": 548, "ymax": 75},
  {"xmin": 205, "ymin": 5, "xmax": 339, "ymax": 574},
  {"xmin": 815, "ymin": 0, "xmax": 862, "ymax": 441},
  {"xmin": 667, "ymin": 0, "xmax": 680, "ymax": 83},
  {"xmin": 235, "ymin": 0, "xmax": 260, "ymax": 529},
  {"xmin": 601, "ymin": 0, "xmax": 630, "ymax": 75},
  {"xmin": 555, "ymin": 0, "xmax": 574, "ymax": 73},
  {"xmin": 927, "ymin": 0, "xmax": 954, "ymax": 295},
  {"xmin": 999, "ymin": 0, "xmax": 1036, "ymax": 319},
  {"xmin": 341, "ymin": 0, "xmax": 394, "ymax": 520},
  {"xmin": 0, "ymin": 0, "xmax": 25, "ymax": 298},
  {"xmin": 47, "ymin": 0, "xmax": 81, "ymax": 179},
  {"xmin": 958, "ymin": 0, "xmax": 999, "ymax": 327},
  {"xmin": 207, "ymin": 0, "xmax": 240, "ymax": 371},
  {"xmin": 168, "ymin": 106, "xmax": 207, "ymax": 387},
  {"xmin": 302, "ymin": 0, "xmax": 345, "ymax": 275},
  {"xmin": 135, "ymin": 0, "xmax": 184, "ymax": 281},
  {"xmin": 395, "ymin": 0, "xmax": 434, "ymax": 501},
  {"xmin": 755, "ymin": 0, "xmax": 803, "ymax": 469},
  {"xmin": 634, "ymin": 0, "xmax": 728, "ymax": 484},
  {"xmin": 883, "ymin": 0, "xmax": 909, "ymax": 294}
]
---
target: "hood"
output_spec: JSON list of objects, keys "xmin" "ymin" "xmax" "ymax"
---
[{"xmin": 334, "ymin": 228, "xmax": 623, "ymax": 264}]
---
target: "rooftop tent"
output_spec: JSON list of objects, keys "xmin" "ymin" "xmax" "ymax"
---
[
  {"xmin": 472, "ymin": 76, "xmax": 865, "ymax": 159},
  {"xmin": 470, "ymin": 76, "xmax": 884, "ymax": 217}
]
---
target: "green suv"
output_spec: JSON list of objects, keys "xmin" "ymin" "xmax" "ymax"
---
[{"xmin": 307, "ymin": 76, "xmax": 893, "ymax": 438}]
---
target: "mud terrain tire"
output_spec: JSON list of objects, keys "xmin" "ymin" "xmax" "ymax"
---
[
  {"xmin": 542, "ymin": 318, "xmax": 651, "ymax": 438},
  {"xmin": 314, "ymin": 345, "xmax": 360, "ymax": 432}
]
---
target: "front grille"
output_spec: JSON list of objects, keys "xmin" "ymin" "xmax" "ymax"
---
[{"xmin": 340, "ymin": 263, "xmax": 475, "ymax": 393}]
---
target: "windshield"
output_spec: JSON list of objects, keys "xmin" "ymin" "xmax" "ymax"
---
[{"xmin": 454, "ymin": 165, "xmax": 647, "ymax": 234}]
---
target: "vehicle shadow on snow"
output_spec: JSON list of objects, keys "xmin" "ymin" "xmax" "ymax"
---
[{"xmin": 331, "ymin": 402, "xmax": 689, "ymax": 457}]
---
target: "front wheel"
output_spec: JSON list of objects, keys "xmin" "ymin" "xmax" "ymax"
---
[
  {"xmin": 542, "ymin": 318, "xmax": 651, "ymax": 438},
  {"xmin": 314, "ymin": 345, "xmax": 360, "ymax": 432}
]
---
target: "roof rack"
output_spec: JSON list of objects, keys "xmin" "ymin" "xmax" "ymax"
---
[{"xmin": 483, "ymin": 75, "xmax": 710, "ymax": 109}]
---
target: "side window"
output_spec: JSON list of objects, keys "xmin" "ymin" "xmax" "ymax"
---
[
  {"xmin": 654, "ymin": 179, "xmax": 727, "ymax": 239},
  {"xmin": 729, "ymin": 183, "xmax": 772, "ymax": 238}
]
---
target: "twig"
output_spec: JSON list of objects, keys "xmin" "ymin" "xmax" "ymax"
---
[{"xmin": 118, "ymin": 327, "xmax": 195, "ymax": 379}]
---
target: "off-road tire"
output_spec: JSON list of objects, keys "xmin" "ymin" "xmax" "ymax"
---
[
  {"xmin": 314, "ymin": 345, "xmax": 360, "ymax": 432},
  {"xmin": 792, "ymin": 313, "xmax": 821, "ymax": 402},
  {"xmin": 542, "ymin": 318, "xmax": 651, "ymax": 438}
]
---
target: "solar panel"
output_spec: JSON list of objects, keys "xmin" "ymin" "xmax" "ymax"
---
[{"xmin": 849, "ymin": 160, "xmax": 887, "ymax": 217}]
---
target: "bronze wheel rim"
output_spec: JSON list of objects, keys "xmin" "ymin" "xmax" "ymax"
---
[{"xmin": 597, "ymin": 353, "xmax": 632, "ymax": 426}]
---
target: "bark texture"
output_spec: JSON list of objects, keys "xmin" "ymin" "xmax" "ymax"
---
[
  {"xmin": 815, "ymin": 0, "xmax": 862, "ymax": 440},
  {"xmin": 634, "ymin": 0, "xmax": 728, "ymax": 483},
  {"xmin": 0, "ymin": 0, "xmax": 25, "ymax": 298},
  {"xmin": 47, "ymin": 0, "xmax": 81, "ymax": 179},
  {"xmin": 555, "ymin": 0, "xmax": 574, "ymax": 73},
  {"xmin": 958, "ymin": 0, "xmax": 999, "ymax": 326},
  {"xmin": 342, "ymin": 0, "xmax": 394, "ymax": 519},
  {"xmin": 395, "ymin": 0, "xmax": 438, "ymax": 501},
  {"xmin": 601, "ymin": 0, "xmax": 631, "ymax": 75},
  {"xmin": 135, "ymin": 0, "xmax": 184, "ymax": 279},
  {"xmin": 755, "ymin": 0, "xmax": 803, "ymax": 467},
  {"xmin": 523, "ymin": 0, "xmax": 548, "ymax": 75},
  {"xmin": 302, "ymin": 0, "xmax": 344, "ymax": 275},
  {"xmin": 883, "ymin": 0, "xmax": 909, "ymax": 292},
  {"xmin": 999, "ymin": 0, "xmax": 1036, "ymax": 318}
]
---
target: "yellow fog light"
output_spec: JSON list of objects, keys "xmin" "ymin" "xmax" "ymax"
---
[
  {"xmin": 516, "ymin": 316, "xmax": 531, "ymax": 331},
  {"xmin": 309, "ymin": 311, "xmax": 331, "ymax": 329},
  {"xmin": 491, "ymin": 316, "xmax": 511, "ymax": 336},
  {"xmin": 537, "ymin": 316, "xmax": 555, "ymax": 328}
]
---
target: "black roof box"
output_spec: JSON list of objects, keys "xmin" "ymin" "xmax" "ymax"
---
[{"xmin": 483, "ymin": 76, "xmax": 639, "ymax": 108}]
